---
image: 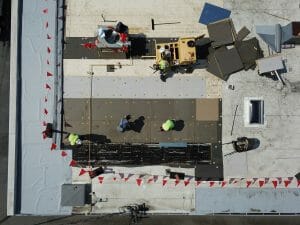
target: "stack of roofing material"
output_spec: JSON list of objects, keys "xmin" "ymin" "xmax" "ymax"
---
[
  {"xmin": 207, "ymin": 46, "xmax": 244, "ymax": 81},
  {"xmin": 206, "ymin": 19, "xmax": 243, "ymax": 80},
  {"xmin": 207, "ymin": 18, "xmax": 237, "ymax": 48},
  {"xmin": 236, "ymin": 26, "xmax": 251, "ymax": 41},
  {"xmin": 206, "ymin": 18, "xmax": 263, "ymax": 80},
  {"xmin": 235, "ymin": 38, "xmax": 264, "ymax": 70}
]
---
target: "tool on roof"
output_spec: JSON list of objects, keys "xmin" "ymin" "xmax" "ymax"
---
[
  {"xmin": 151, "ymin": 18, "xmax": 181, "ymax": 30},
  {"xmin": 101, "ymin": 14, "xmax": 117, "ymax": 23}
]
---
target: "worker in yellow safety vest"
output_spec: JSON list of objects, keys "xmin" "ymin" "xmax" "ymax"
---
[
  {"xmin": 68, "ymin": 133, "xmax": 82, "ymax": 146},
  {"xmin": 160, "ymin": 119, "xmax": 175, "ymax": 131},
  {"xmin": 159, "ymin": 59, "xmax": 170, "ymax": 73}
]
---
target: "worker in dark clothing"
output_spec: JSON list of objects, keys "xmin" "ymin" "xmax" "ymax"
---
[{"xmin": 117, "ymin": 115, "xmax": 131, "ymax": 132}]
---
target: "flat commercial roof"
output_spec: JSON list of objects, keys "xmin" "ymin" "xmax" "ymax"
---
[{"xmin": 8, "ymin": 0, "xmax": 300, "ymax": 216}]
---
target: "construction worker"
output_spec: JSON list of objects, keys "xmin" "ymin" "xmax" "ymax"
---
[
  {"xmin": 158, "ymin": 59, "xmax": 170, "ymax": 73},
  {"xmin": 68, "ymin": 133, "xmax": 82, "ymax": 146},
  {"xmin": 117, "ymin": 115, "xmax": 131, "ymax": 132},
  {"xmin": 159, "ymin": 47, "xmax": 171, "ymax": 60},
  {"xmin": 160, "ymin": 119, "xmax": 175, "ymax": 132}
]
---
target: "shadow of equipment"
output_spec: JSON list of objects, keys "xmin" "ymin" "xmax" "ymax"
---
[{"xmin": 247, "ymin": 138, "xmax": 260, "ymax": 150}]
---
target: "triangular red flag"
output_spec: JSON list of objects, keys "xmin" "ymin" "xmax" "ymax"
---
[
  {"xmin": 43, "ymin": 8, "xmax": 48, "ymax": 14},
  {"xmin": 42, "ymin": 132, "xmax": 47, "ymax": 139},
  {"xmin": 124, "ymin": 177, "xmax": 129, "ymax": 182},
  {"xmin": 209, "ymin": 181, "xmax": 215, "ymax": 187},
  {"xmin": 246, "ymin": 180, "xmax": 252, "ymax": 188},
  {"xmin": 162, "ymin": 179, "xmax": 167, "ymax": 186},
  {"xmin": 47, "ymin": 34, "xmax": 52, "ymax": 39},
  {"xmin": 44, "ymin": 108, "xmax": 48, "ymax": 115},
  {"xmin": 221, "ymin": 181, "xmax": 227, "ymax": 187},
  {"xmin": 50, "ymin": 143, "xmax": 57, "ymax": 150},
  {"xmin": 47, "ymin": 71, "xmax": 53, "ymax": 77},
  {"xmin": 259, "ymin": 180, "xmax": 264, "ymax": 187},
  {"xmin": 113, "ymin": 177, "xmax": 117, "ymax": 181},
  {"xmin": 272, "ymin": 180, "xmax": 278, "ymax": 188},
  {"xmin": 175, "ymin": 180, "xmax": 180, "ymax": 186},
  {"xmin": 82, "ymin": 42, "xmax": 97, "ymax": 49},
  {"xmin": 61, "ymin": 151, "xmax": 67, "ymax": 157},
  {"xmin": 45, "ymin": 84, "xmax": 51, "ymax": 90},
  {"xmin": 47, "ymin": 47, "xmax": 51, "ymax": 53},
  {"xmin": 98, "ymin": 176, "xmax": 104, "ymax": 184},
  {"xmin": 136, "ymin": 178, "xmax": 142, "ymax": 186},
  {"xmin": 184, "ymin": 180, "xmax": 190, "ymax": 186},
  {"xmin": 297, "ymin": 180, "xmax": 300, "ymax": 187},
  {"xmin": 69, "ymin": 159, "xmax": 77, "ymax": 167},
  {"xmin": 79, "ymin": 169, "xmax": 86, "ymax": 176},
  {"xmin": 284, "ymin": 180, "xmax": 291, "ymax": 187}
]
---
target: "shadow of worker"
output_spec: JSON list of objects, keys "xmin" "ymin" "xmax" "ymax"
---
[
  {"xmin": 80, "ymin": 134, "xmax": 111, "ymax": 143},
  {"xmin": 173, "ymin": 120, "xmax": 185, "ymax": 131},
  {"xmin": 130, "ymin": 116, "xmax": 145, "ymax": 133}
]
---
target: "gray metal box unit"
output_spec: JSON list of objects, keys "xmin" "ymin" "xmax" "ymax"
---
[{"xmin": 61, "ymin": 184, "xmax": 91, "ymax": 206}]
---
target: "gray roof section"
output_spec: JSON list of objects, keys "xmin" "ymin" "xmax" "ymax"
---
[
  {"xmin": 195, "ymin": 188, "xmax": 300, "ymax": 215},
  {"xmin": 20, "ymin": 0, "xmax": 72, "ymax": 215},
  {"xmin": 61, "ymin": 184, "xmax": 90, "ymax": 206},
  {"xmin": 64, "ymin": 76, "xmax": 206, "ymax": 99}
]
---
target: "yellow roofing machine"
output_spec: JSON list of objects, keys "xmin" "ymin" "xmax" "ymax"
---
[{"xmin": 155, "ymin": 37, "xmax": 197, "ymax": 66}]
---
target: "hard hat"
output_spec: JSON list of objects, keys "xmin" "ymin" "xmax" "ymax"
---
[
  {"xmin": 76, "ymin": 139, "xmax": 82, "ymax": 145},
  {"xmin": 159, "ymin": 47, "xmax": 165, "ymax": 53}
]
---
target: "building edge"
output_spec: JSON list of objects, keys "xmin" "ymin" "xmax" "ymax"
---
[{"xmin": 7, "ymin": 0, "xmax": 21, "ymax": 216}]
